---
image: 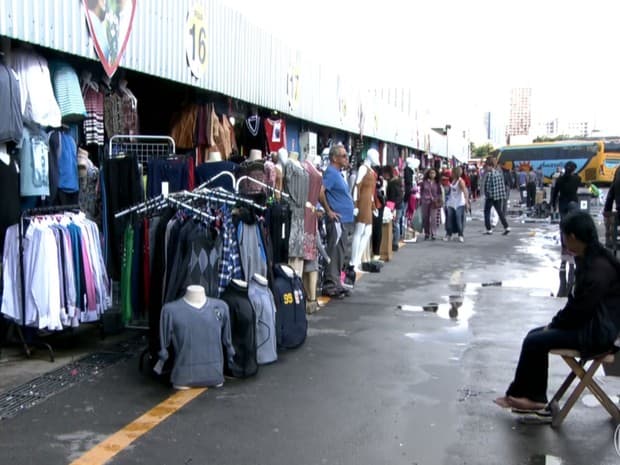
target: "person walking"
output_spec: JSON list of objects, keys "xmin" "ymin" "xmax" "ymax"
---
[
  {"xmin": 526, "ymin": 168, "xmax": 537, "ymax": 209},
  {"xmin": 419, "ymin": 168, "xmax": 442, "ymax": 240},
  {"xmin": 383, "ymin": 165, "xmax": 404, "ymax": 252},
  {"xmin": 319, "ymin": 145, "xmax": 354, "ymax": 298},
  {"xmin": 483, "ymin": 157, "xmax": 510, "ymax": 235},
  {"xmin": 444, "ymin": 166, "xmax": 469, "ymax": 242},
  {"xmin": 551, "ymin": 161, "xmax": 581, "ymax": 297}
]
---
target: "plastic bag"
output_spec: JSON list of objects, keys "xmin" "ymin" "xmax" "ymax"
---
[
  {"xmin": 412, "ymin": 207, "xmax": 423, "ymax": 232},
  {"xmin": 491, "ymin": 208, "xmax": 499, "ymax": 227}
]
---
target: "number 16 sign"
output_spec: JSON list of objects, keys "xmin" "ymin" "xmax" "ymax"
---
[{"xmin": 185, "ymin": 3, "xmax": 207, "ymax": 78}]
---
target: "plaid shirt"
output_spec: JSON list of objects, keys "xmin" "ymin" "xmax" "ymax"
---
[
  {"xmin": 484, "ymin": 169, "xmax": 507, "ymax": 200},
  {"xmin": 217, "ymin": 211, "xmax": 243, "ymax": 296}
]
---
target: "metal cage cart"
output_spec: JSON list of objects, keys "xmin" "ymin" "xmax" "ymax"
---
[
  {"xmin": 108, "ymin": 135, "xmax": 176, "ymax": 165},
  {"xmin": 106, "ymin": 135, "xmax": 176, "ymax": 331}
]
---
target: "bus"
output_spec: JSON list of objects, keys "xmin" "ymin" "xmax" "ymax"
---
[{"xmin": 497, "ymin": 140, "xmax": 620, "ymax": 185}]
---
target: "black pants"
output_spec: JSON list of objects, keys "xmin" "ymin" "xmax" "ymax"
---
[
  {"xmin": 526, "ymin": 182, "xmax": 537, "ymax": 208},
  {"xmin": 483, "ymin": 198, "xmax": 508, "ymax": 231},
  {"xmin": 372, "ymin": 207, "xmax": 384, "ymax": 256},
  {"xmin": 506, "ymin": 326, "xmax": 580, "ymax": 403}
]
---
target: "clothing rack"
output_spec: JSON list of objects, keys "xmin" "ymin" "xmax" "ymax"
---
[
  {"xmin": 196, "ymin": 171, "xmax": 236, "ymax": 191},
  {"xmin": 17, "ymin": 204, "xmax": 81, "ymax": 362},
  {"xmin": 236, "ymin": 175, "xmax": 290, "ymax": 199}
]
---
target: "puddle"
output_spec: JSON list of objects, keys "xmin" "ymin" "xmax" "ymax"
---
[
  {"xmin": 528, "ymin": 454, "xmax": 563, "ymax": 465},
  {"xmin": 306, "ymin": 328, "xmax": 348, "ymax": 337},
  {"xmin": 398, "ymin": 295, "xmax": 475, "ymax": 329},
  {"xmin": 582, "ymin": 393, "xmax": 620, "ymax": 407}
]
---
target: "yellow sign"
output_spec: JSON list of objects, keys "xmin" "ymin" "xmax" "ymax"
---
[{"xmin": 185, "ymin": 4, "xmax": 207, "ymax": 78}]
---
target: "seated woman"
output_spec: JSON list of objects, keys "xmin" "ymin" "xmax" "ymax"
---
[{"xmin": 495, "ymin": 210, "xmax": 620, "ymax": 412}]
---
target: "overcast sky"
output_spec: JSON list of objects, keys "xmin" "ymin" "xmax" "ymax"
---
[{"xmin": 226, "ymin": 0, "xmax": 620, "ymax": 131}]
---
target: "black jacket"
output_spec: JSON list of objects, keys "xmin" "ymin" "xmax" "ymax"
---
[
  {"xmin": 386, "ymin": 178, "xmax": 404, "ymax": 205},
  {"xmin": 551, "ymin": 173, "xmax": 580, "ymax": 211},
  {"xmin": 549, "ymin": 250, "xmax": 620, "ymax": 357},
  {"xmin": 604, "ymin": 168, "xmax": 620, "ymax": 213}
]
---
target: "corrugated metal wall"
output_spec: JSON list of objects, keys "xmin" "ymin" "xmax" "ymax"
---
[{"xmin": 0, "ymin": 0, "xmax": 419, "ymax": 148}]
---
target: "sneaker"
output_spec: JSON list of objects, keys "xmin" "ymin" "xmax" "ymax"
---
[
  {"xmin": 443, "ymin": 235, "xmax": 451, "ymax": 242},
  {"xmin": 503, "ymin": 228, "xmax": 511, "ymax": 236},
  {"xmin": 458, "ymin": 236, "xmax": 464, "ymax": 243},
  {"xmin": 484, "ymin": 230, "xmax": 493, "ymax": 235},
  {"xmin": 431, "ymin": 235, "xmax": 436, "ymax": 241}
]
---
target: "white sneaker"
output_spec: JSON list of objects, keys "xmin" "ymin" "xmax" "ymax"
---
[
  {"xmin": 484, "ymin": 230, "xmax": 493, "ymax": 235},
  {"xmin": 458, "ymin": 236, "xmax": 464, "ymax": 243},
  {"xmin": 443, "ymin": 235, "xmax": 451, "ymax": 242}
]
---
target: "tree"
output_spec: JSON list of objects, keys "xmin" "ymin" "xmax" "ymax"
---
[{"xmin": 471, "ymin": 143, "xmax": 495, "ymax": 160}]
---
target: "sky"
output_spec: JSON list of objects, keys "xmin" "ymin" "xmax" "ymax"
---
[{"xmin": 225, "ymin": 0, "xmax": 620, "ymax": 133}]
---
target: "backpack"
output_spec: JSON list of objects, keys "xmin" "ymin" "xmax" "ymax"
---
[{"xmin": 272, "ymin": 264, "xmax": 307, "ymax": 349}]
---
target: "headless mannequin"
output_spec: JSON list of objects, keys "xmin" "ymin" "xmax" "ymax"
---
[
  {"xmin": 283, "ymin": 149, "xmax": 306, "ymax": 276},
  {"xmin": 232, "ymin": 278, "xmax": 248, "ymax": 288},
  {"xmin": 207, "ymin": 151, "xmax": 222, "ymax": 162},
  {"xmin": 253, "ymin": 273, "xmax": 268, "ymax": 286},
  {"xmin": 172, "ymin": 285, "xmax": 208, "ymax": 390},
  {"xmin": 248, "ymin": 149, "xmax": 262, "ymax": 162},
  {"xmin": 275, "ymin": 147, "xmax": 288, "ymax": 195},
  {"xmin": 302, "ymin": 151, "xmax": 321, "ymax": 309},
  {"xmin": 350, "ymin": 149, "xmax": 380, "ymax": 271}
]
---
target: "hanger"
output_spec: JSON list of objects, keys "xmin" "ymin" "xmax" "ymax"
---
[
  {"xmin": 81, "ymin": 70, "xmax": 99, "ymax": 93},
  {"xmin": 196, "ymin": 171, "xmax": 236, "ymax": 191},
  {"xmin": 118, "ymin": 79, "xmax": 137, "ymax": 109}
]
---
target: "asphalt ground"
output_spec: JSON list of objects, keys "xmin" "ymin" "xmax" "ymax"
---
[{"xmin": 2, "ymin": 197, "xmax": 620, "ymax": 465}]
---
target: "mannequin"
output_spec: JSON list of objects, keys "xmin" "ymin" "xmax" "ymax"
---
[
  {"xmin": 248, "ymin": 149, "xmax": 262, "ymax": 161},
  {"xmin": 302, "ymin": 150, "xmax": 323, "ymax": 312},
  {"xmin": 403, "ymin": 157, "xmax": 420, "ymax": 242},
  {"xmin": 253, "ymin": 273, "xmax": 268, "ymax": 286},
  {"xmin": 183, "ymin": 284, "xmax": 207, "ymax": 309},
  {"xmin": 232, "ymin": 278, "xmax": 248, "ymax": 288},
  {"xmin": 284, "ymin": 147, "xmax": 310, "ymax": 276},
  {"xmin": 271, "ymin": 147, "xmax": 287, "ymax": 198},
  {"xmin": 207, "ymin": 151, "xmax": 222, "ymax": 162},
  {"xmin": 350, "ymin": 148, "xmax": 380, "ymax": 271}
]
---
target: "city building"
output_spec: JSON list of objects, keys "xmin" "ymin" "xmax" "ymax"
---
[{"xmin": 505, "ymin": 87, "xmax": 532, "ymax": 138}]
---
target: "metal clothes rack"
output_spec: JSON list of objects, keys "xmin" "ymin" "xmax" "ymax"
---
[
  {"xmin": 235, "ymin": 175, "xmax": 290, "ymax": 199},
  {"xmin": 16, "ymin": 205, "xmax": 82, "ymax": 362}
]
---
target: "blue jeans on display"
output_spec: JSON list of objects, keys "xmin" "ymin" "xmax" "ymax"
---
[
  {"xmin": 506, "ymin": 326, "xmax": 581, "ymax": 403},
  {"xmin": 392, "ymin": 208, "xmax": 403, "ymax": 247},
  {"xmin": 446, "ymin": 206, "xmax": 465, "ymax": 237}
]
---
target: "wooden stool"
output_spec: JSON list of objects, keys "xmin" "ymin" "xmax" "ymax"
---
[{"xmin": 548, "ymin": 349, "xmax": 620, "ymax": 427}]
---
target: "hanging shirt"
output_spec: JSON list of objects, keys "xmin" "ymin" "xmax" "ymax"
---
[
  {"xmin": 82, "ymin": 83, "xmax": 105, "ymax": 146},
  {"xmin": 0, "ymin": 60, "xmax": 23, "ymax": 144},
  {"xmin": 264, "ymin": 118, "xmax": 287, "ymax": 153},
  {"xmin": 18, "ymin": 125, "xmax": 50, "ymax": 197},
  {"xmin": 10, "ymin": 49, "xmax": 62, "ymax": 128},
  {"xmin": 49, "ymin": 130, "xmax": 79, "ymax": 193},
  {"xmin": 50, "ymin": 61, "xmax": 87, "ymax": 123}
]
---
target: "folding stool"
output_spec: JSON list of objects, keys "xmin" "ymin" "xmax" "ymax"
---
[{"xmin": 547, "ymin": 349, "xmax": 620, "ymax": 427}]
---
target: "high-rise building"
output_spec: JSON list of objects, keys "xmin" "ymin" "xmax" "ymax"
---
[{"xmin": 506, "ymin": 88, "xmax": 532, "ymax": 139}]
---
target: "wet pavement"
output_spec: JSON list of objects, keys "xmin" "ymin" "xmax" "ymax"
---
[{"xmin": 2, "ymin": 200, "xmax": 620, "ymax": 465}]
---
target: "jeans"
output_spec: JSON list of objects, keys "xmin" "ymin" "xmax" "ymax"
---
[
  {"xmin": 484, "ymin": 198, "xmax": 509, "ymax": 231},
  {"xmin": 446, "ymin": 206, "xmax": 465, "ymax": 237},
  {"xmin": 392, "ymin": 208, "xmax": 403, "ymax": 247},
  {"xmin": 506, "ymin": 326, "xmax": 580, "ymax": 403}
]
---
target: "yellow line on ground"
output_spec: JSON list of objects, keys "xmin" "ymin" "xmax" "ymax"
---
[{"xmin": 69, "ymin": 388, "xmax": 207, "ymax": 465}]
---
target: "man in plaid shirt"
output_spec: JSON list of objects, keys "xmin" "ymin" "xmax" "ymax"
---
[{"xmin": 483, "ymin": 157, "xmax": 511, "ymax": 235}]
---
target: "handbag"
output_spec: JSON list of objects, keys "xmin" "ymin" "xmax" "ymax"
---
[{"xmin": 432, "ymin": 197, "xmax": 443, "ymax": 209}]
